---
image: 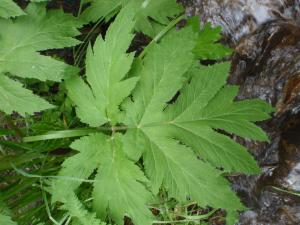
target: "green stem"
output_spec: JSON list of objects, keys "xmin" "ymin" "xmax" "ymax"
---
[
  {"xmin": 139, "ymin": 14, "xmax": 186, "ymax": 59},
  {"xmin": 77, "ymin": 0, "xmax": 84, "ymax": 17},
  {"xmin": 22, "ymin": 128, "xmax": 99, "ymax": 142},
  {"xmin": 74, "ymin": 19, "xmax": 103, "ymax": 66},
  {"xmin": 153, "ymin": 209, "xmax": 217, "ymax": 224},
  {"xmin": 22, "ymin": 126, "xmax": 129, "ymax": 142},
  {"xmin": 12, "ymin": 164, "xmax": 95, "ymax": 183},
  {"xmin": 74, "ymin": 4, "xmax": 120, "ymax": 66},
  {"xmin": 272, "ymin": 186, "xmax": 300, "ymax": 197},
  {"xmin": 22, "ymin": 125, "xmax": 130, "ymax": 142}
]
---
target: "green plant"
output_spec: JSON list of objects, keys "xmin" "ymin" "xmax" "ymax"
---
[
  {"xmin": 0, "ymin": 2, "xmax": 82, "ymax": 115},
  {"xmin": 53, "ymin": 4, "xmax": 271, "ymax": 225},
  {"xmin": 0, "ymin": 1, "xmax": 273, "ymax": 225}
]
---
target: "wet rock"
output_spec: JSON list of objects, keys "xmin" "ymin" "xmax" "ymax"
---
[
  {"xmin": 273, "ymin": 115, "xmax": 300, "ymax": 193},
  {"xmin": 227, "ymin": 19, "xmax": 300, "ymax": 225},
  {"xmin": 179, "ymin": 1, "xmax": 300, "ymax": 223},
  {"xmin": 180, "ymin": 0, "xmax": 300, "ymax": 45},
  {"xmin": 228, "ymin": 20, "xmax": 300, "ymax": 168},
  {"xmin": 229, "ymin": 167, "xmax": 276, "ymax": 207},
  {"xmin": 233, "ymin": 97, "xmax": 300, "ymax": 223},
  {"xmin": 239, "ymin": 189, "xmax": 300, "ymax": 225},
  {"xmin": 180, "ymin": 2, "xmax": 300, "ymax": 224}
]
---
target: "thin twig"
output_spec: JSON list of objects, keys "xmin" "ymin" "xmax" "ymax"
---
[{"xmin": 12, "ymin": 163, "xmax": 95, "ymax": 183}]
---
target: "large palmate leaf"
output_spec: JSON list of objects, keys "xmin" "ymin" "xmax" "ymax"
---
[
  {"xmin": 121, "ymin": 28, "xmax": 254, "ymax": 219},
  {"xmin": 81, "ymin": 0, "xmax": 183, "ymax": 37},
  {"xmin": 122, "ymin": 25, "xmax": 271, "ymax": 224},
  {"xmin": 53, "ymin": 4, "xmax": 273, "ymax": 225},
  {"xmin": 121, "ymin": 29, "xmax": 271, "ymax": 223},
  {"xmin": 66, "ymin": 5, "xmax": 138, "ymax": 126},
  {"xmin": 0, "ymin": 3, "xmax": 82, "ymax": 115},
  {"xmin": 60, "ymin": 8, "xmax": 153, "ymax": 224}
]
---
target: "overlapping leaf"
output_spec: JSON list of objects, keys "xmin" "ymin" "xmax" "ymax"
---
[
  {"xmin": 122, "ymin": 21, "xmax": 270, "ymax": 224},
  {"xmin": 51, "ymin": 134, "xmax": 106, "ymax": 225},
  {"xmin": 0, "ymin": 75, "xmax": 53, "ymax": 116},
  {"xmin": 160, "ymin": 64, "xmax": 273, "ymax": 173},
  {"xmin": 81, "ymin": 0, "xmax": 183, "ymax": 37},
  {"xmin": 60, "ymin": 7, "xmax": 154, "ymax": 224},
  {"xmin": 0, "ymin": 0, "xmax": 49, "ymax": 19},
  {"xmin": 0, "ymin": 0, "xmax": 25, "ymax": 18},
  {"xmin": 0, "ymin": 3, "xmax": 82, "ymax": 115},
  {"xmin": 66, "ymin": 5, "xmax": 138, "ymax": 126},
  {"xmin": 52, "ymin": 133, "xmax": 154, "ymax": 225},
  {"xmin": 121, "ymin": 28, "xmax": 252, "ymax": 217},
  {"xmin": 92, "ymin": 134, "xmax": 153, "ymax": 225}
]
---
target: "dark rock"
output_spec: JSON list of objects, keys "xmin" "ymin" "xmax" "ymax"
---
[
  {"xmin": 239, "ymin": 189, "xmax": 300, "ymax": 225},
  {"xmin": 46, "ymin": 0, "xmax": 81, "ymax": 15},
  {"xmin": 180, "ymin": 1, "xmax": 300, "ymax": 224},
  {"xmin": 228, "ymin": 20, "xmax": 300, "ymax": 164},
  {"xmin": 229, "ymin": 19, "xmax": 300, "ymax": 225}
]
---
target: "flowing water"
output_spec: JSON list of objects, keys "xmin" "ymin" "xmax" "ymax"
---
[{"xmin": 180, "ymin": 0, "xmax": 300, "ymax": 224}]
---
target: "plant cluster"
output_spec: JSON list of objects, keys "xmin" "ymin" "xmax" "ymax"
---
[{"xmin": 0, "ymin": 1, "xmax": 272, "ymax": 225}]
